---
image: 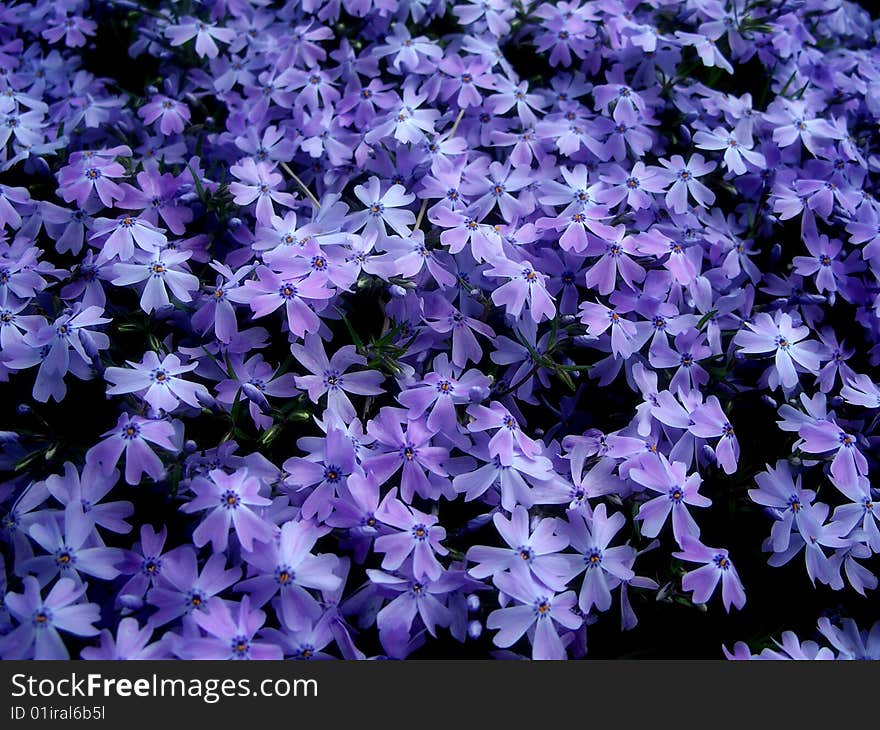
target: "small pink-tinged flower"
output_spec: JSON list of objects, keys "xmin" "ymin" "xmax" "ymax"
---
[
  {"xmin": 139, "ymin": 95, "xmax": 191, "ymax": 136},
  {"xmin": 229, "ymin": 159, "xmax": 296, "ymax": 225}
]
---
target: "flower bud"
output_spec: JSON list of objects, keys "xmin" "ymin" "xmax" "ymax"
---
[
  {"xmin": 117, "ymin": 594, "xmax": 145, "ymax": 611},
  {"xmin": 760, "ymin": 394, "xmax": 778, "ymax": 409},
  {"xmin": 467, "ymin": 620, "xmax": 483, "ymax": 640},
  {"xmin": 196, "ymin": 391, "xmax": 217, "ymax": 410},
  {"xmin": 678, "ymin": 124, "xmax": 692, "ymax": 145},
  {"xmin": 466, "ymin": 594, "xmax": 481, "ymax": 613},
  {"xmin": 700, "ymin": 444, "xmax": 717, "ymax": 467},
  {"xmin": 242, "ymin": 382, "xmax": 272, "ymax": 414}
]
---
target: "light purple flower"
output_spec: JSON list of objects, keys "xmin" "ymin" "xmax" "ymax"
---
[
  {"xmin": 181, "ymin": 468, "xmax": 273, "ymax": 552},
  {"xmin": 105, "ymin": 351, "xmax": 209, "ymax": 413},
  {"xmin": 374, "ymin": 490, "xmax": 448, "ymax": 580},
  {"xmin": 486, "ymin": 570, "xmax": 581, "ymax": 660},
  {"xmin": 292, "ymin": 334, "xmax": 384, "ymax": 422},
  {"xmin": 630, "ymin": 455, "xmax": 710, "ymax": 544},
  {"xmin": 0, "ymin": 576, "xmax": 100, "ymax": 659},
  {"xmin": 673, "ymin": 534, "xmax": 746, "ymax": 612}
]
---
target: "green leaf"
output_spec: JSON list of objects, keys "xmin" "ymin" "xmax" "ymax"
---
[
  {"xmin": 186, "ymin": 163, "xmax": 206, "ymax": 204},
  {"xmin": 259, "ymin": 424, "xmax": 284, "ymax": 446},
  {"xmin": 337, "ymin": 310, "xmax": 365, "ymax": 353},
  {"xmin": 697, "ymin": 309, "xmax": 717, "ymax": 330},
  {"xmin": 555, "ymin": 366, "xmax": 577, "ymax": 392}
]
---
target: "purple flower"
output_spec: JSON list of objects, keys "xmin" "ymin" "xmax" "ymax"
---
[
  {"xmin": 734, "ymin": 312, "xmax": 824, "ymax": 390},
  {"xmin": 230, "ymin": 266, "xmax": 332, "ymax": 340},
  {"xmin": 0, "ymin": 576, "xmax": 100, "ymax": 659},
  {"xmin": 466, "ymin": 401, "xmax": 541, "ymax": 466},
  {"xmin": 798, "ymin": 420, "xmax": 868, "ymax": 488},
  {"xmin": 562, "ymin": 505, "xmax": 636, "ymax": 613},
  {"xmin": 105, "ymin": 351, "xmax": 209, "ymax": 413},
  {"xmin": 237, "ymin": 519, "xmax": 341, "ymax": 630},
  {"xmin": 91, "ymin": 213, "xmax": 167, "ymax": 264},
  {"xmin": 284, "ymin": 426, "xmax": 360, "ymax": 523},
  {"xmin": 374, "ymin": 490, "xmax": 448, "ymax": 580},
  {"xmin": 486, "ymin": 257, "xmax": 556, "ymax": 323},
  {"xmin": 43, "ymin": 461, "xmax": 133, "ymax": 535},
  {"xmin": 363, "ymin": 407, "xmax": 449, "ymax": 502},
  {"xmin": 111, "ymin": 248, "xmax": 199, "ymax": 313},
  {"xmin": 467, "ymin": 506, "xmax": 572, "ymax": 591},
  {"xmin": 630, "ymin": 455, "xmax": 711, "ymax": 544},
  {"xmin": 165, "ymin": 17, "xmax": 235, "ymax": 59},
  {"xmin": 146, "ymin": 549, "xmax": 240, "ymax": 628},
  {"xmin": 183, "ymin": 596, "xmax": 283, "ymax": 660},
  {"xmin": 24, "ymin": 305, "xmax": 110, "ymax": 402},
  {"xmin": 26, "ymin": 503, "xmax": 125, "ymax": 584},
  {"xmin": 368, "ymin": 564, "xmax": 463, "ymax": 649},
  {"xmin": 292, "ymin": 334, "xmax": 384, "ymax": 422},
  {"xmin": 657, "ymin": 153, "xmax": 716, "ymax": 214},
  {"xmin": 486, "ymin": 570, "xmax": 581, "ymax": 660},
  {"xmin": 81, "ymin": 618, "xmax": 170, "ymax": 660},
  {"xmin": 181, "ymin": 468, "xmax": 273, "ymax": 552},
  {"xmin": 688, "ymin": 396, "xmax": 740, "ymax": 474},
  {"xmin": 350, "ymin": 177, "xmax": 416, "ymax": 241},
  {"xmin": 452, "ymin": 436, "xmax": 557, "ymax": 511},
  {"xmin": 841, "ymin": 373, "xmax": 880, "ymax": 409},
  {"xmin": 229, "ymin": 159, "xmax": 296, "ymax": 225},
  {"xmin": 117, "ymin": 524, "xmax": 172, "ymax": 602},
  {"xmin": 139, "ymin": 95, "xmax": 191, "ymax": 136},
  {"xmin": 817, "ymin": 617, "xmax": 880, "ymax": 660},
  {"xmin": 57, "ymin": 146, "xmax": 129, "ymax": 207},
  {"xmin": 674, "ymin": 534, "xmax": 746, "ymax": 612},
  {"xmin": 215, "ymin": 354, "xmax": 299, "ymax": 431},
  {"xmin": 86, "ymin": 413, "xmax": 178, "ymax": 485},
  {"xmin": 693, "ymin": 124, "xmax": 766, "ymax": 175},
  {"xmin": 396, "ymin": 354, "xmax": 490, "ymax": 433}
]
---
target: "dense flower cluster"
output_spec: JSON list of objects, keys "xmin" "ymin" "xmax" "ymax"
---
[{"xmin": 1, "ymin": 0, "xmax": 879, "ymax": 660}]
